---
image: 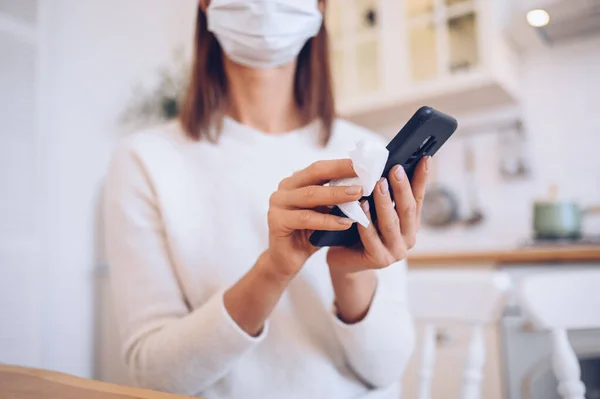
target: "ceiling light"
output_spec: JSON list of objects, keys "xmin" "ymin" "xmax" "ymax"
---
[{"xmin": 527, "ymin": 9, "xmax": 550, "ymax": 28}]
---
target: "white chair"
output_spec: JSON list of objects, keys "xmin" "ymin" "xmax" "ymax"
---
[
  {"xmin": 519, "ymin": 270, "xmax": 600, "ymax": 399},
  {"xmin": 407, "ymin": 270, "xmax": 511, "ymax": 399}
]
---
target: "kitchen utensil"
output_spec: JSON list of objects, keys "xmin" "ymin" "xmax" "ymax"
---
[
  {"xmin": 532, "ymin": 185, "xmax": 600, "ymax": 239},
  {"xmin": 422, "ymin": 157, "xmax": 459, "ymax": 227},
  {"xmin": 462, "ymin": 140, "xmax": 484, "ymax": 226},
  {"xmin": 498, "ymin": 120, "xmax": 530, "ymax": 179}
]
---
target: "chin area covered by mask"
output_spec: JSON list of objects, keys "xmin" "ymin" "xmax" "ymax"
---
[{"xmin": 206, "ymin": 0, "xmax": 323, "ymax": 69}]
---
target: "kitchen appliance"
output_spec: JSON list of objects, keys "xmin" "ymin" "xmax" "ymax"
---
[
  {"xmin": 533, "ymin": 202, "xmax": 600, "ymax": 239},
  {"xmin": 532, "ymin": 186, "xmax": 600, "ymax": 239}
]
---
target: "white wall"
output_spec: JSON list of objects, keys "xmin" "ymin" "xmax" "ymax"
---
[
  {"xmin": 36, "ymin": 0, "xmax": 196, "ymax": 378},
  {"xmin": 396, "ymin": 36, "xmax": 600, "ymax": 252},
  {"xmin": 0, "ymin": 0, "xmax": 42, "ymax": 368}
]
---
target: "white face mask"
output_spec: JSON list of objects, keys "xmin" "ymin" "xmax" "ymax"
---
[{"xmin": 206, "ymin": 0, "xmax": 323, "ymax": 69}]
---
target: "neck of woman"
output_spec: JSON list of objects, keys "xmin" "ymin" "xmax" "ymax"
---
[{"xmin": 224, "ymin": 57, "xmax": 305, "ymax": 134}]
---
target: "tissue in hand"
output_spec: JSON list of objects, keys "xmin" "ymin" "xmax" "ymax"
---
[{"xmin": 329, "ymin": 140, "xmax": 389, "ymax": 227}]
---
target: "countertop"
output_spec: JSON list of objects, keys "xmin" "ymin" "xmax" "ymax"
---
[
  {"xmin": 0, "ymin": 365, "xmax": 193, "ymax": 399},
  {"xmin": 407, "ymin": 245, "xmax": 600, "ymax": 267}
]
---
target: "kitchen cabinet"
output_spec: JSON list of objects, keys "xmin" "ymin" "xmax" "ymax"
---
[
  {"xmin": 327, "ymin": 0, "xmax": 384, "ymax": 100},
  {"xmin": 402, "ymin": 321, "xmax": 504, "ymax": 399},
  {"xmin": 326, "ymin": 0, "xmax": 519, "ymax": 130}
]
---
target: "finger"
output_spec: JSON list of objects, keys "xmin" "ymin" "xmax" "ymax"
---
[
  {"xmin": 272, "ymin": 185, "xmax": 363, "ymax": 208},
  {"xmin": 389, "ymin": 165, "xmax": 418, "ymax": 249},
  {"xmin": 279, "ymin": 159, "xmax": 356, "ymax": 189},
  {"xmin": 286, "ymin": 209, "xmax": 354, "ymax": 231},
  {"xmin": 373, "ymin": 177, "xmax": 405, "ymax": 255},
  {"xmin": 357, "ymin": 200, "xmax": 389, "ymax": 266},
  {"xmin": 411, "ymin": 156, "xmax": 431, "ymax": 229}
]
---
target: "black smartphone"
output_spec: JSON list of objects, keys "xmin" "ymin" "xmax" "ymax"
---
[{"xmin": 309, "ymin": 106, "xmax": 458, "ymax": 248}]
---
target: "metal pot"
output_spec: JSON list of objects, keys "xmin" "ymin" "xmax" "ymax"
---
[
  {"xmin": 421, "ymin": 157, "xmax": 460, "ymax": 228},
  {"xmin": 533, "ymin": 201, "xmax": 600, "ymax": 239}
]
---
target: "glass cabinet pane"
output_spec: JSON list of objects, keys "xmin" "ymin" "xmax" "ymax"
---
[
  {"xmin": 406, "ymin": 0, "xmax": 435, "ymax": 17},
  {"xmin": 351, "ymin": 0, "xmax": 379, "ymax": 34},
  {"xmin": 448, "ymin": 13, "xmax": 479, "ymax": 74},
  {"xmin": 409, "ymin": 24, "xmax": 438, "ymax": 81},
  {"xmin": 356, "ymin": 40, "xmax": 380, "ymax": 93}
]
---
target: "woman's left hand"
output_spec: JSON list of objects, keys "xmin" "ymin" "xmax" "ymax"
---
[{"xmin": 327, "ymin": 156, "xmax": 430, "ymax": 274}]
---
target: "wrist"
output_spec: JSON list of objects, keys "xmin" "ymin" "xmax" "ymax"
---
[
  {"xmin": 257, "ymin": 250, "xmax": 298, "ymax": 285},
  {"xmin": 329, "ymin": 266, "xmax": 377, "ymax": 297},
  {"xmin": 329, "ymin": 264, "xmax": 365, "ymax": 283},
  {"xmin": 330, "ymin": 269, "xmax": 378, "ymax": 324}
]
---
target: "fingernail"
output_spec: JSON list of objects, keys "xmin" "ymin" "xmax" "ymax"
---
[
  {"xmin": 361, "ymin": 200, "xmax": 370, "ymax": 213},
  {"xmin": 379, "ymin": 178, "xmax": 389, "ymax": 195},
  {"xmin": 425, "ymin": 156, "xmax": 432, "ymax": 172},
  {"xmin": 394, "ymin": 165, "xmax": 406, "ymax": 181},
  {"xmin": 345, "ymin": 186, "xmax": 362, "ymax": 195},
  {"xmin": 338, "ymin": 217, "xmax": 353, "ymax": 226}
]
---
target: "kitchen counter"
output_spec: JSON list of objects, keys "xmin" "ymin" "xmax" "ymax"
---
[
  {"xmin": 407, "ymin": 245, "xmax": 600, "ymax": 267},
  {"xmin": 0, "ymin": 365, "xmax": 193, "ymax": 399}
]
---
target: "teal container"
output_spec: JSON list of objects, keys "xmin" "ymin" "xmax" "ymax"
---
[{"xmin": 533, "ymin": 201, "xmax": 583, "ymax": 239}]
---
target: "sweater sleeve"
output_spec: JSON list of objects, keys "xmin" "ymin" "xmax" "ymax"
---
[
  {"xmin": 329, "ymin": 260, "xmax": 415, "ymax": 389},
  {"xmin": 103, "ymin": 143, "xmax": 268, "ymax": 396}
]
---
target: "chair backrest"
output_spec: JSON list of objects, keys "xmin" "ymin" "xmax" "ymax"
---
[
  {"xmin": 407, "ymin": 270, "xmax": 511, "ymax": 399},
  {"xmin": 519, "ymin": 270, "xmax": 600, "ymax": 399}
]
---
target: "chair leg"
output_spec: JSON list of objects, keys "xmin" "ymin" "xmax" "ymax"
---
[
  {"xmin": 552, "ymin": 329, "xmax": 586, "ymax": 399},
  {"xmin": 418, "ymin": 324, "xmax": 436, "ymax": 399},
  {"xmin": 461, "ymin": 324, "xmax": 485, "ymax": 399}
]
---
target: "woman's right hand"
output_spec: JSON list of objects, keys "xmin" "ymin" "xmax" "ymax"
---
[
  {"xmin": 225, "ymin": 159, "xmax": 361, "ymax": 336},
  {"xmin": 265, "ymin": 159, "xmax": 363, "ymax": 278}
]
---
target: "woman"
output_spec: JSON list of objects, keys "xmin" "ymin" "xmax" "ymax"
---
[{"xmin": 104, "ymin": 0, "xmax": 430, "ymax": 398}]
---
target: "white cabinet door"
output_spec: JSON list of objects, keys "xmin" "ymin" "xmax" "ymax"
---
[
  {"xmin": 405, "ymin": 0, "xmax": 480, "ymax": 82},
  {"xmin": 326, "ymin": 0, "xmax": 519, "ymax": 130},
  {"xmin": 327, "ymin": 0, "xmax": 386, "ymax": 101},
  {"xmin": 0, "ymin": 0, "xmax": 41, "ymax": 368}
]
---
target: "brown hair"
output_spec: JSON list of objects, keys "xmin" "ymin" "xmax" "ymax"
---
[{"xmin": 179, "ymin": 6, "xmax": 335, "ymax": 145}]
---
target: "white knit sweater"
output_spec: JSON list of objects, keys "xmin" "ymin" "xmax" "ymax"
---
[{"xmin": 103, "ymin": 117, "xmax": 415, "ymax": 399}]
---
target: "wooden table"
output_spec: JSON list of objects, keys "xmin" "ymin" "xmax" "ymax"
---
[
  {"xmin": 0, "ymin": 365, "xmax": 193, "ymax": 399},
  {"xmin": 407, "ymin": 245, "xmax": 600, "ymax": 267}
]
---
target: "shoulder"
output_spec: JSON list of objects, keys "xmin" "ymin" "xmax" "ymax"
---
[
  {"xmin": 106, "ymin": 121, "xmax": 201, "ymax": 192},
  {"xmin": 111, "ymin": 121, "xmax": 185, "ymax": 162},
  {"xmin": 109, "ymin": 120, "xmax": 211, "ymax": 175},
  {"xmin": 329, "ymin": 119, "xmax": 387, "ymax": 151}
]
